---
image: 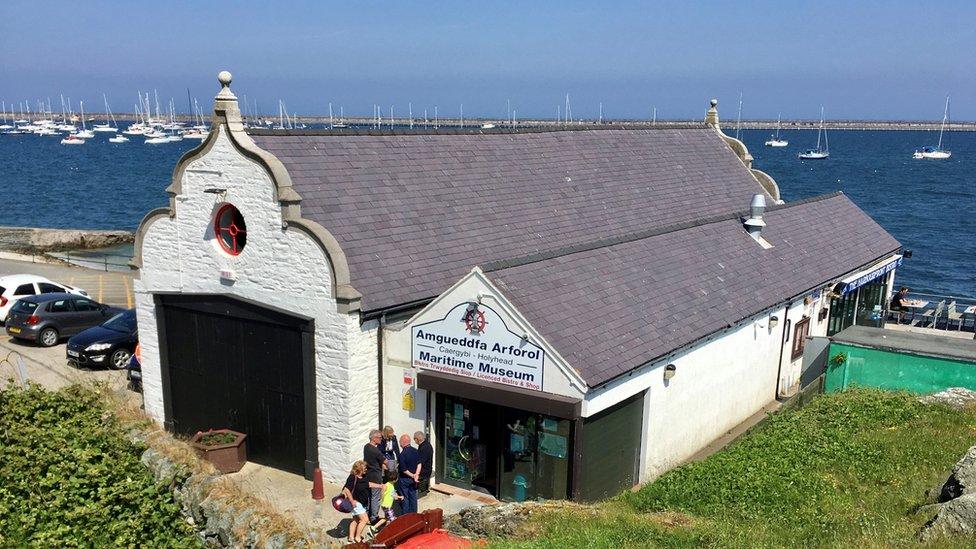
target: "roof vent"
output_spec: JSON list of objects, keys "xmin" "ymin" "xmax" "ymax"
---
[{"xmin": 743, "ymin": 194, "xmax": 772, "ymax": 248}]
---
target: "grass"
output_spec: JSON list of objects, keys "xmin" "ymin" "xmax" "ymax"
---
[{"xmin": 491, "ymin": 389, "xmax": 976, "ymax": 548}]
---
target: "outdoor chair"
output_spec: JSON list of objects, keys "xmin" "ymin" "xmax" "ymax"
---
[
  {"xmin": 917, "ymin": 300, "xmax": 945, "ymax": 328},
  {"xmin": 947, "ymin": 301, "xmax": 965, "ymax": 330},
  {"xmin": 887, "ymin": 308, "xmax": 904, "ymax": 324}
]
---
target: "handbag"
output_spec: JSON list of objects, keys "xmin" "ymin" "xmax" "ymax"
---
[{"xmin": 333, "ymin": 476, "xmax": 357, "ymax": 513}]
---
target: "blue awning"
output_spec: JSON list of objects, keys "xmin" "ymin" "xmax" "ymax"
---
[{"xmin": 835, "ymin": 255, "xmax": 903, "ymax": 296}]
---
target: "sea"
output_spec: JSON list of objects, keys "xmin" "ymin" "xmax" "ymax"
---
[{"xmin": 1, "ymin": 126, "xmax": 973, "ymax": 298}]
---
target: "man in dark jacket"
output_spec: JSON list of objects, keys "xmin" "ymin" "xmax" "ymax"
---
[
  {"xmin": 397, "ymin": 434, "xmax": 421, "ymax": 514},
  {"xmin": 414, "ymin": 431, "xmax": 433, "ymax": 497}
]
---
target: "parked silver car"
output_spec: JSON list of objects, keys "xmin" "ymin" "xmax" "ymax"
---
[{"xmin": 4, "ymin": 293, "xmax": 124, "ymax": 347}]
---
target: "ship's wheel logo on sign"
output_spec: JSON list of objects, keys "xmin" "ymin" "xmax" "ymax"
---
[{"xmin": 464, "ymin": 308, "xmax": 487, "ymax": 334}]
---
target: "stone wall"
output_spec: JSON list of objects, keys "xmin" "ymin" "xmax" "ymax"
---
[
  {"xmin": 0, "ymin": 225, "xmax": 133, "ymax": 253},
  {"xmin": 137, "ymin": 444, "xmax": 328, "ymax": 547}
]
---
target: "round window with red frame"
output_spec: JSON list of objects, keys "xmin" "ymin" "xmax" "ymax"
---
[{"xmin": 214, "ymin": 204, "xmax": 247, "ymax": 256}]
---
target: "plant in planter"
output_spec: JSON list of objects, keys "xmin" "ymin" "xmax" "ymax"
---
[{"xmin": 190, "ymin": 429, "xmax": 247, "ymax": 474}]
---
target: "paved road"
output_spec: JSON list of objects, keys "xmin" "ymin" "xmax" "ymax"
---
[
  {"xmin": 0, "ymin": 335, "xmax": 126, "ymax": 391},
  {"xmin": 0, "ymin": 256, "xmax": 135, "ymax": 308}
]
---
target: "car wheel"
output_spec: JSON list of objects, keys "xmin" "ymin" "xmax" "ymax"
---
[
  {"xmin": 110, "ymin": 348, "xmax": 131, "ymax": 370},
  {"xmin": 39, "ymin": 328, "xmax": 59, "ymax": 347}
]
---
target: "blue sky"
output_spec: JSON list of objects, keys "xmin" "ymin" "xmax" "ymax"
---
[{"xmin": 1, "ymin": 1, "xmax": 973, "ymax": 120}]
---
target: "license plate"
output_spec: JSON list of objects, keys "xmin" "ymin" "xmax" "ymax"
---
[
  {"xmin": 67, "ymin": 350, "xmax": 80, "ymax": 357},
  {"xmin": 8, "ymin": 327, "xmax": 21, "ymax": 334}
]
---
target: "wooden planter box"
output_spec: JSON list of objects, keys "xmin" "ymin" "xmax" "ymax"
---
[{"xmin": 190, "ymin": 429, "xmax": 247, "ymax": 474}]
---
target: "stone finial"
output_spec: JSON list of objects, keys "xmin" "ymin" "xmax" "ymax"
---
[
  {"xmin": 216, "ymin": 70, "xmax": 236, "ymax": 100},
  {"xmin": 212, "ymin": 69, "xmax": 242, "ymax": 130},
  {"xmin": 705, "ymin": 99, "xmax": 719, "ymax": 127}
]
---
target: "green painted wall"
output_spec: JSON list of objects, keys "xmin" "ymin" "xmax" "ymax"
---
[{"xmin": 824, "ymin": 343, "xmax": 976, "ymax": 394}]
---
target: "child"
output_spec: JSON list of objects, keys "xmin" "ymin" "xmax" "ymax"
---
[{"xmin": 375, "ymin": 470, "xmax": 404, "ymax": 529}]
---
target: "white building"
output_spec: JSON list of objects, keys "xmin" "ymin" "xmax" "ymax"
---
[{"xmin": 132, "ymin": 72, "xmax": 902, "ymax": 501}]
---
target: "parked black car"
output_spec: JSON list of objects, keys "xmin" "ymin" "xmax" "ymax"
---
[
  {"xmin": 4, "ymin": 293, "xmax": 124, "ymax": 347},
  {"xmin": 66, "ymin": 309, "xmax": 138, "ymax": 369}
]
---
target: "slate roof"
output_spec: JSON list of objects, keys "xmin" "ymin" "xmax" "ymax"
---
[
  {"xmin": 250, "ymin": 127, "xmax": 775, "ymax": 312},
  {"xmin": 249, "ymin": 127, "xmax": 899, "ymax": 387},
  {"xmin": 485, "ymin": 193, "xmax": 901, "ymax": 386}
]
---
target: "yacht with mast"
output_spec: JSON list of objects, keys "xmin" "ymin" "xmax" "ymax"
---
[
  {"xmin": 74, "ymin": 101, "xmax": 95, "ymax": 139},
  {"xmin": 93, "ymin": 94, "xmax": 119, "ymax": 132},
  {"xmin": 913, "ymin": 96, "xmax": 951, "ymax": 159},
  {"xmin": 798, "ymin": 107, "xmax": 829, "ymax": 160},
  {"xmin": 764, "ymin": 114, "xmax": 788, "ymax": 147}
]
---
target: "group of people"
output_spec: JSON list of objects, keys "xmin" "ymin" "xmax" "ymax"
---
[{"xmin": 341, "ymin": 426, "xmax": 433, "ymax": 543}]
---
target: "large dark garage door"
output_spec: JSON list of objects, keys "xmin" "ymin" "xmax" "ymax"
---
[{"xmin": 155, "ymin": 294, "xmax": 316, "ymax": 477}]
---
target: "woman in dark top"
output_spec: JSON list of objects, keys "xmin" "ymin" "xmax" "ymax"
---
[
  {"xmin": 342, "ymin": 460, "xmax": 370, "ymax": 543},
  {"xmin": 380, "ymin": 425, "xmax": 400, "ymax": 471}
]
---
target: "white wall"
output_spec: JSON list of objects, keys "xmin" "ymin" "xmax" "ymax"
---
[
  {"xmin": 778, "ymin": 290, "xmax": 831, "ymax": 396},
  {"xmin": 584, "ymin": 305, "xmax": 787, "ymax": 482},
  {"xmin": 134, "ymin": 125, "xmax": 368, "ymax": 482},
  {"xmin": 380, "ymin": 317, "xmax": 430, "ymax": 444}
]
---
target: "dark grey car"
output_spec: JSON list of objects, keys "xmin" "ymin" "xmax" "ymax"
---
[{"xmin": 4, "ymin": 293, "xmax": 124, "ymax": 347}]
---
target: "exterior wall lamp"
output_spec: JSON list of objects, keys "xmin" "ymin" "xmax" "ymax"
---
[
  {"xmin": 663, "ymin": 363, "xmax": 677, "ymax": 381},
  {"xmin": 769, "ymin": 315, "xmax": 780, "ymax": 329}
]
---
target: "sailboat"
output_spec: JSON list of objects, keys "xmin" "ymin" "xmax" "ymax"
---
[
  {"xmin": 913, "ymin": 96, "xmax": 951, "ymax": 159},
  {"xmin": 798, "ymin": 107, "xmax": 829, "ymax": 160},
  {"xmin": 75, "ymin": 101, "xmax": 95, "ymax": 139},
  {"xmin": 93, "ymin": 94, "xmax": 118, "ymax": 132},
  {"xmin": 0, "ymin": 102, "xmax": 12, "ymax": 130},
  {"xmin": 764, "ymin": 114, "xmax": 788, "ymax": 147}
]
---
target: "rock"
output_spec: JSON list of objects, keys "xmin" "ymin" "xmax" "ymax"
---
[
  {"xmin": 263, "ymin": 532, "xmax": 288, "ymax": 549},
  {"xmin": 447, "ymin": 502, "xmax": 533, "ymax": 538},
  {"xmin": 920, "ymin": 388, "xmax": 976, "ymax": 410},
  {"xmin": 140, "ymin": 447, "xmax": 190, "ymax": 491},
  {"xmin": 920, "ymin": 493, "xmax": 976, "ymax": 541},
  {"xmin": 0, "ymin": 225, "xmax": 134, "ymax": 253},
  {"xmin": 201, "ymin": 498, "xmax": 236, "ymax": 546},
  {"xmin": 445, "ymin": 501, "xmax": 585, "ymax": 539},
  {"xmin": 936, "ymin": 445, "xmax": 976, "ymax": 503}
]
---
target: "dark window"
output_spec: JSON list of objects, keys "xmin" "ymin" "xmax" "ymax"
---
[
  {"xmin": 48, "ymin": 299, "xmax": 73, "ymax": 313},
  {"xmin": 11, "ymin": 301, "xmax": 38, "ymax": 314},
  {"xmin": 38, "ymin": 283, "xmax": 64, "ymax": 294},
  {"xmin": 214, "ymin": 204, "xmax": 247, "ymax": 256},
  {"xmin": 73, "ymin": 299, "xmax": 100, "ymax": 312},
  {"xmin": 14, "ymin": 284, "xmax": 35, "ymax": 296},
  {"xmin": 0, "ymin": 286, "xmax": 6, "ymax": 295},
  {"xmin": 791, "ymin": 317, "xmax": 811, "ymax": 360}
]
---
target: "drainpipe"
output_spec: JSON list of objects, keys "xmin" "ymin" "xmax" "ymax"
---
[
  {"xmin": 377, "ymin": 314, "xmax": 385, "ymax": 429},
  {"xmin": 774, "ymin": 302, "xmax": 792, "ymax": 400}
]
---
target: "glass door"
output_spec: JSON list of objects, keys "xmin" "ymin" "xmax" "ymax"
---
[
  {"xmin": 828, "ymin": 291, "xmax": 857, "ymax": 336},
  {"xmin": 855, "ymin": 279, "xmax": 888, "ymax": 328},
  {"xmin": 498, "ymin": 408, "xmax": 570, "ymax": 502},
  {"xmin": 436, "ymin": 395, "xmax": 500, "ymax": 497}
]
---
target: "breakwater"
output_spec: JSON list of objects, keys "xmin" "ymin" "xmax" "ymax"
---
[
  {"xmin": 0, "ymin": 225, "xmax": 133, "ymax": 253},
  {"xmin": 16, "ymin": 113, "xmax": 976, "ymax": 132}
]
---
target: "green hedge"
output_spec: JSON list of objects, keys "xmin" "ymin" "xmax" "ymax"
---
[{"xmin": 0, "ymin": 384, "xmax": 198, "ymax": 547}]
